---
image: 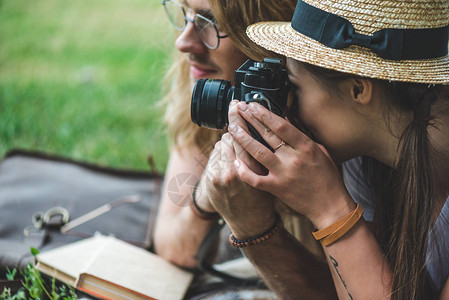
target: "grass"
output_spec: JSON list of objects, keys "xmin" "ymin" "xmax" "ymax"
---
[
  {"xmin": 0, "ymin": 0, "xmax": 175, "ymax": 171},
  {"xmin": 1, "ymin": 248, "xmax": 78, "ymax": 299}
]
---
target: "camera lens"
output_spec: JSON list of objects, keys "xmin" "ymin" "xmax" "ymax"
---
[{"xmin": 191, "ymin": 79, "xmax": 234, "ymax": 129}]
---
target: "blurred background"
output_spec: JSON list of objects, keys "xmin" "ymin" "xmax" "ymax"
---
[{"xmin": 0, "ymin": 0, "xmax": 173, "ymax": 171}]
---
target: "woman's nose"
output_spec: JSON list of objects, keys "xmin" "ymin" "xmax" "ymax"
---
[{"xmin": 175, "ymin": 22, "xmax": 207, "ymax": 54}]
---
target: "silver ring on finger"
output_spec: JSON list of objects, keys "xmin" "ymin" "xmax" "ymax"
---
[{"xmin": 274, "ymin": 140, "xmax": 286, "ymax": 152}]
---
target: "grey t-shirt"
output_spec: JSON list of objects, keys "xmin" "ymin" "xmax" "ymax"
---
[{"xmin": 343, "ymin": 157, "xmax": 449, "ymax": 292}]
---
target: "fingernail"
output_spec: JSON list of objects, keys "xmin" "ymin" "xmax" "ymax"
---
[
  {"xmin": 234, "ymin": 160, "xmax": 241, "ymax": 169},
  {"xmin": 228, "ymin": 123, "xmax": 237, "ymax": 133},
  {"xmin": 230, "ymin": 100, "xmax": 239, "ymax": 107},
  {"xmin": 237, "ymin": 102, "xmax": 248, "ymax": 111},
  {"xmin": 222, "ymin": 133, "xmax": 229, "ymax": 141}
]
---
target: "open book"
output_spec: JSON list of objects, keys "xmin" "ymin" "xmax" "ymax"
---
[{"xmin": 35, "ymin": 234, "xmax": 193, "ymax": 300}]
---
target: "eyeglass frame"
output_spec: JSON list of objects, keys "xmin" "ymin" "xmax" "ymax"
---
[{"xmin": 162, "ymin": 0, "xmax": 228, "ymax": 50}]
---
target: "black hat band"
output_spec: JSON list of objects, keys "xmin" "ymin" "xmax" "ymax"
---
[{"xmin": 291, "ymin": 0, "xmax": 449, "ymax": 60}]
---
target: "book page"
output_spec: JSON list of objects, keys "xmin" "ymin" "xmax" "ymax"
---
[
  {"xmin": 35, "ymin": 234, "xmax": 109, "ymax": 286},
  {"xmin": 79, "ymin": 237, "xmax": 193, "ymax": 300}
]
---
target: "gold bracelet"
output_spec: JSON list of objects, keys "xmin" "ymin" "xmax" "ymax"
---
[{"xmin": 312, "ymin": 203, "xmax": 363, "ymax": 246}]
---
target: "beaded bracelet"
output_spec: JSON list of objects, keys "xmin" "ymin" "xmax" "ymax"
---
[
  {"xmin": 229, "ymin": 215, "xmax": 281, "ymax": 248},
  {"xmin": 190, "ymin": 181, "xmax": 220, "ymax": 221},
  {"xmin": 312, "ymin": 203, "xmax": 364, "ymax": 246}
]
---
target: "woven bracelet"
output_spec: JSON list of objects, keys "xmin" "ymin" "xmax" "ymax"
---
[
  {"xmin": 312, "ymin": 203, "xmax": 364, "ymax": 246},
  {"xmin": 229, "ymin": 215, "xmax": 281, "ymax": 248},
  {"xmin": 190, "ymin": 181, "xmax": 220, "ymax": 221}
]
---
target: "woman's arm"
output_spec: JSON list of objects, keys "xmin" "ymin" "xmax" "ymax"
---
[
  {"xmin": 439, "ymin": 278, "xmax": 449, "ymax": 300},
  {"xmin": 228, "ymin": 102, "xmax": 393, "ymax": 299},
  {"xmin": 321, "ymin": 221, "xmax": 391, "ymax": 299}
]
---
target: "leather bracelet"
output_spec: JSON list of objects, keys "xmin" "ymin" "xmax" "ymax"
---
[
  {"xmin": 190, "ymin": 181, "xmax": 220, "ymax": 221},
  {"xmin": 229, "ymin": 214, "xmax": 281, "ymax": 248},
  {"xmin": 312, "ymin": 203, "xmax": 364, "ymax": 246}
]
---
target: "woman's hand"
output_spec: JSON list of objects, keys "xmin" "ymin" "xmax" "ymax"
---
[
  {"xmin": 228, "ymin": 102, "xmax": 355, "ymax": 229},
  {"xmin": 200, "ymin": 100, "xmax": 277, "ymax": 239}
]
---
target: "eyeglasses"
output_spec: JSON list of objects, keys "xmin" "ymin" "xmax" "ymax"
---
[{"xmin": 162, "ymin": 0, "xmax": 228, "ymax": 50}]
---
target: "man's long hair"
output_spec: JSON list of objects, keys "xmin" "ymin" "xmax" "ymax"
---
[{"xmin": 160, "ymin": 0, "xmax": 296, "ymax": 155}]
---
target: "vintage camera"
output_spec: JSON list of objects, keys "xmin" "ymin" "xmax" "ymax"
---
[{"xmin": 191, "ymin": 58, "xmax": 290, "ymax": 148}]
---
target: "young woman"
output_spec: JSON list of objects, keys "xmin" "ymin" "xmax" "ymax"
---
[
  {"xmin": 154, "ymin": 0, "xmax": 327, "ymax": 275},
  {"xmin": 205, "ymin": 0, "xmax": 449, "ymax": 298}
]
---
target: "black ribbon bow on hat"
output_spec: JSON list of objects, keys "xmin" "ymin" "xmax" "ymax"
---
[{"xmin": 291, "ymin": 0, "xmax": 448, "ymax": 60}]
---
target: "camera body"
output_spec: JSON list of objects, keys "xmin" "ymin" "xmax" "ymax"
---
[{"xmin": 191, "ymin": 58, "xmax": 290, "ymax": 148}]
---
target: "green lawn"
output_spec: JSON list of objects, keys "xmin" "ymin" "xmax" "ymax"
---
[{"xmin": 0, "ymin": 0, "xmax": 174, "ymax": 172}]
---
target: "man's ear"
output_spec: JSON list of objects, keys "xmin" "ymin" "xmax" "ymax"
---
[{"xmin": 349, "ymin": 78, "xmax": 373, "ymax": 105}]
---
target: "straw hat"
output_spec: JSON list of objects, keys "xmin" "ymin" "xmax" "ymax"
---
[{"xmin": 247, "ymin": 0, "xmax": 449, "ymax": 84}]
